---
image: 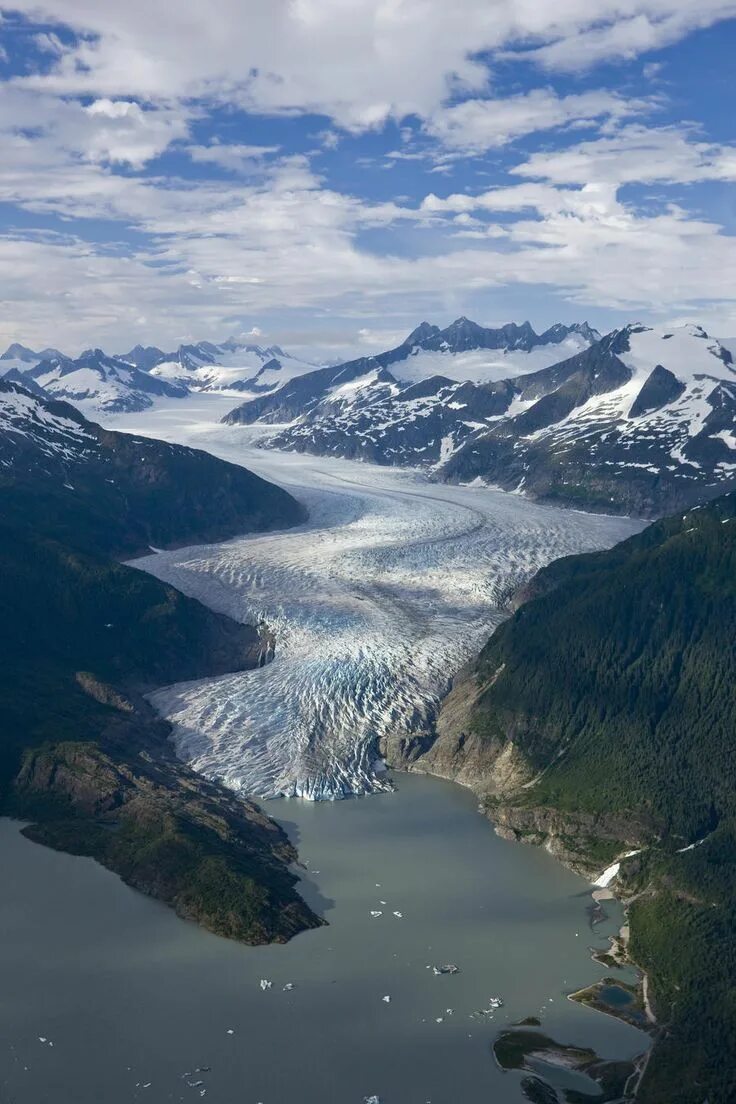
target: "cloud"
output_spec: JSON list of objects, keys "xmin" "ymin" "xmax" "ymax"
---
[
  {"xmin": 520, "ymin": 4, "xmax": 736, "ymax": 71},
  {"xmin": 513, "ymin": 124, "xmax": 736, "ymax": 186},
  {"xmin": 2, "ymin": 145, "xmax": 736, "ymax": 353},
  {"xmin": 188, "ymin": 142, "xmax": 281, "ymax": 173},
  {"xmin": 8, "ymin": 1, "xmax": 736, "ymax": 128},
  {"xmin": 424, "ymin": 89, "xmax": 655, "ymax": 153},
  {"xmin": 82, "ymin": 98, "xmax": 188, "ymax": 166},
  {"xmin": 0, "ymin": 86, "xmax": 188, "ymax": 170},
  {"xmin": 1, "ymin": 2, "xmax": 735, "ymax": 350}
]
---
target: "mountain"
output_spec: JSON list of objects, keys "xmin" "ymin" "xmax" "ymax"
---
[
  {"xmin": 441, "ymin": 323, "xmax": 736, "ymax": 515},
  {"xmin": 1, "ymin": 342, "xmax": 41, "ymax": 363},
  {"xmin": 24, "ymin": 348, "xmax": 188, "ymax": 412},
  {"xmin": 149, "ymin": 339, "xmax": 318, "ymax": 393},
  {"xmin": 406, "ymin": 492, "xmax": 736, "ymax": 1103},
  {"xmin": 1, "ymin": 334, "xmax": 319, "ymax": 408},
  {"xmin": 227, "ymin": 320, "xmax": 736, "ymax": 517},
  {"xmin": 0, "ymin": 378, "xmax": 305, "ymax": 555},
  {"xmin": 117, "ymin": 343, "xmax": 168, "ymax": 371},
  {"xmin": 0, "ymin": 342, "xmax": 65, "ymax": 373},
  {"xmin": 0, "ymin": 366, "xmax": 48, "ymax": 395},
  {"xmin": 0, "ymin": 379, "xmax": 315, "ymax": 942},
  {"xmin": 404, "ymin": 316, "xmax": 599, "ymax": 357},
  {"xmin": 223, "ymin": 317, "xmax": 598, "ymax": 427}
]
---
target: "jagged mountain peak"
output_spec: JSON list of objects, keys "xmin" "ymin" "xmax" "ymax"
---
[
  {"xmin": 242, "ymin": 315, "xmax": 736, "ymax": 517},
  {"xmin": 0, "ymin": 342, "xmax": 66, "ymax": 367},
  {"xmin": 118, "ymin": 344, "xmax": 167, "ymax": 370},
  {"xmin": 403, "ymin": 321, "xmax": 441, "ymax": 346},
  {"xmin": 79, "ymin": 347, "xmax": 110, "ymax": 363},
  {"xmin": 25, "ymin": 347, "xmax": 186, "ymax": 412},
  {"xmin": 1, "ymin": 342, "xmax": 38, "ymax": 362}
]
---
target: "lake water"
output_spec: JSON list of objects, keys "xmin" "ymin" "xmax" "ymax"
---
[{"xmin": 0, "ymin": 772, "xmax": 647, "ymax": 1104}]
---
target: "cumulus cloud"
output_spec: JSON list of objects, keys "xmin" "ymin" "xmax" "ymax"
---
[
  {"xmin": 9, "ymin": 1, "xmax": 736, "ymax": 127},
  {"xmin": 0, "ymin": 2, "xmax": 735, "ymax": 348},
  {"xmin": 2, "ymin": 143, "xmax": 736, "ymax": 352}
]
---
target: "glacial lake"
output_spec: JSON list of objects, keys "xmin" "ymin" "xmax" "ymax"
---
[{"xmin": 0, "ymin": 772, "xmax": 648, "ymax": 1104}]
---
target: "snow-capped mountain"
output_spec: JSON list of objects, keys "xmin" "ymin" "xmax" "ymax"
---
[
  {"xmin": 0, "ymin": 374, "xmax": 305, "ymax": 575},
  {"xmin": 0, "ymin": 377, "xmax": 98, "ymax": 474},
  {"xmin": 148, "ymin": 340, "xmax": 318, "ymax": 393},
  {"xmin": 117, "ymin": 344, "xmax": 168, "ymax": 372},
  {"xmin": 24, "ymin": 349, "xmax": 187, "ymax": 413},
  {"xmin": 225, "ymin": 321, "xmax": 736, "ymax": 517},
  {"xmin": 441, "ymin": 322, "xmax": 736, "ymax": 514},
  {"xmin": 0, "ymin": 342, "xmax": 65, "ymax": 374},
  {"xmin": 1, "ymin": 335, "xmax": 320, "ymax": 410},
  {"xmin": 224, "ymin": 318, "xmax": 598, "ymax": 426}
]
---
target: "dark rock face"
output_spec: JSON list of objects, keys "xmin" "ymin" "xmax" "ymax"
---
[
  {"xmin": 629, "ymin": 364, "xmax": 686, "ymax": 417},
  {"xmin": 439, "ymin": 329, "xmax": 736, "ymax": 517},
  {"xmin": 117, "ymin": 344, "xmax": 167, "ymax": 371}
]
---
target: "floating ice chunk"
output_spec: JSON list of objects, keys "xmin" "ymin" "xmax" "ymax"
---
[
  {"xmin": 432, "ymin": 964, "xmax": 459, "ymax": 975},
  {"xmin": 226, "ymin": 1029, "xmax": 234, "ymax": 1035},
  {"xmin": 379, "ymin": 900, "xmax": 387, "ymax": 905},
  {"xmin": 382, "ymin": 995, "xmax": 391, "ymax": 1003},
  {"xmin": 282, "ymin": 982, "xmax": 295, "ymax": 992},
  {"xmin": 259, "ymin": 979, "xmax": 272, "ymax": 991},
  {"xmin": 435, "ymin": 1017, "xmax": 444, "ymax": 1023},
  {"xmin": 38, "ymin": 1037, "xmax": 47, "ymax": 1044},
  {"xmin": 392, "ymin": 910, "xmax": 403, "ymax": 918},
  {"xmin": 445, "ymin": 1009, "xmax": 454, "ymax": 1015},
  {"xmin": 364, "ymin": 1096, "xmax": 381, "ymax": 1103},
  {"xmin": 370, "ymin": 910, "xmax": 383, "ymax": 918}
]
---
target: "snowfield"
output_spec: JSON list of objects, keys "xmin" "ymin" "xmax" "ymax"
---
[{"xmin": 112, "ymin": 397, "xmax": 642, "ymax": 801}]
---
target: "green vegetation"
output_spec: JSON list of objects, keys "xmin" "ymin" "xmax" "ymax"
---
[
  {"xmin": 14, "ymin": 741, "xmax": 318, "ymax": 943},
  {"xmin": 0, "ymin": 389, "xmax": 318, "ymax": 942},
  {"xmin": 0, "ymin": 526, "xmax": 260, "ymax": 797},
  {"xmin": 465, "ymin": 493, "xmax": 736, "ymax": 1102}
]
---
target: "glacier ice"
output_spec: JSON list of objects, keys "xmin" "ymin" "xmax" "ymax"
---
[{"xmin": 126, "ymin": 418, "xmax": 641, "ymax": 802}]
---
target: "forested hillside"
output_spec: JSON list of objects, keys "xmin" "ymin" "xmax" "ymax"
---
[
  {"xmin": 424, "ymin": 492, "xmax": 736, "ymax": 1103},
  {"xmin": 0, "ymin": 381, "xmax": 318, "ymax": 943}
]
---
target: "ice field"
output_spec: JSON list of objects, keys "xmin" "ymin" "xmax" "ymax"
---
[{"xmin": 116, "ymin": 397, "xmax": 643, "ymax": 800}]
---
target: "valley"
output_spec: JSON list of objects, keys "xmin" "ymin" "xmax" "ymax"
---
[{"xmin": 108, "ymin": 397, "xmax": 641, "ymax": 801}]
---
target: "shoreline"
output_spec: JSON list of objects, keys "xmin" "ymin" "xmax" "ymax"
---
[{"xmin": 392, "ymin": 755, "xmax": 656, "ymax": 1099}]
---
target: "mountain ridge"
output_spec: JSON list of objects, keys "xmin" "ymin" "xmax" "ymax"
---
[
  {"xmin": 225, "ymin": 319, "xmax": 736, "ymax": 517},
  {"xmin": 0, "ymin": 379, "xmax": 317, "ymax": 943}
]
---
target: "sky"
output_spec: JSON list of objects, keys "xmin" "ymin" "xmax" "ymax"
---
[{"xmin": 0, "ymin": 1, "xmax": 735, "ymax": 359}]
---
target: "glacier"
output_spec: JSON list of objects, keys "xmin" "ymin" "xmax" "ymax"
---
[{"xmin": 120, "ymin": 399, "xmax": 642, "ymax": 801}]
